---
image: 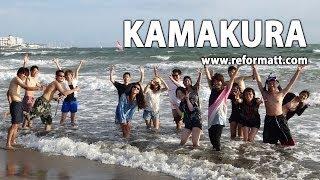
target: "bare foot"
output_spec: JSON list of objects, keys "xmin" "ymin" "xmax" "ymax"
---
[{"xmin": 6, "ymin": 145, "xmax": 15, "ymax": 150}]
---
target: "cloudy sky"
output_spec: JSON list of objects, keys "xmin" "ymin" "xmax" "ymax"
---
[{"xmin": 1, "ymin": 0, "xmax": 319, "ymax": 47}]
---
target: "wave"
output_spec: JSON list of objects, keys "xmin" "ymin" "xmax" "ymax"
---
[
  {"xmin": 150, "ymin": 55, "xmax": 171, "ymax": 61},
  {"xmin": 10, "ymin": 133, "xmax": 262, "ymax": 179},
  {"xmin": 313, "ymin": 49, "xmax": 320, "ymax": 53}
]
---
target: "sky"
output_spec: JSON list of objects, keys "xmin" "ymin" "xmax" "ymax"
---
[{"xmin": 1, "ymin": 0, "xmax": 319, "ymax": 47}]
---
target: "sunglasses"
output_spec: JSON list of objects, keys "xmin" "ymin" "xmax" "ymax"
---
[
  {"xmin": 172, "ymin": 74, "xmax": 179, "ymax": 77},
  {"xmin": 133, "ymin": 86, "xmax": 140, "ymax": 91},
  {"xmin": 57, "ymin": 74, "xmax": 65, "ymax": 77}
]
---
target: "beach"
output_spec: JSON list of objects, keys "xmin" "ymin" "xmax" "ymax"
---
[
  {"xmin": 0, "ymin": 144, "xmax": 176, "ymax": 179},
  {"xmin": 0, "ymin": 47, "xmax": 320, "ymax": 179}
]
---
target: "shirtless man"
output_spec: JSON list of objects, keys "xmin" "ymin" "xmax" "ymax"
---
[
  {"xmin": 28, "ymin": 70, "xmax": 80, "ymax": 132},
  {"xmin": 6, "ymin": 67, "xmax": 42, "ymax": 150},
  {"xmin": 252, "ymin": 64, "xmax": 305, "ymax": 146},
  {"xmin": 22, "ymin": 54, "xmax": 42, "ymax": 129}
]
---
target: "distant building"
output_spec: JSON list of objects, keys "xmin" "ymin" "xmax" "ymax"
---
[{"xmin": 0, "ymin": 35, "xmax": 24, "ymax": 47}]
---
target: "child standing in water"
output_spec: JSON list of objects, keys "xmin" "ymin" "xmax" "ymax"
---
[
  {"xmin": 240, "ymin": 87, "xmax": 263, "ymax": 142},
  {"xmin": 143, "ymin": 67, "xmax": 168, "ymax": 130},
  {"xmin": 206, "ymin": 66, "xmax": 240, "ymax": 151},
  {"xmin": 116, "ymin": 83, "xmax": 146, "ymax": 138},
  {"xmin": 174, "ymin": 87, "xmax": 202, "ymax": 148},
  {"xmin": 228, "ymin": 83, "xmax": 243, "ymax": 140}
]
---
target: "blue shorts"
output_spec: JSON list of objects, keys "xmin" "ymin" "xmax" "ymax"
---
[
  {"xmin": 143, "ymin": 110, "xmax": 160, "ymax": 121},
  {"xmin": 61, "ymin": 100, "xmax": 78, "ymax": 113}
]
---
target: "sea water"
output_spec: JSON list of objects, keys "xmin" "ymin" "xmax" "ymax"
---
[{"xmin": 0, "ymin": 46, "xmax": 319, "ymax": 179}]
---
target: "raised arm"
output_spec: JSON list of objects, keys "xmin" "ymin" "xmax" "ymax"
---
[
  {"xmin": 74, "ymin": 60, "xmax": 84, "ymax": 80},
  {"xmin": 53, "ymin": 58, "xmax": 63, "ymax": 70},
  {"xmin": 153, "ymin": 65, "xmax": 159, "ymax": 77},
  {"xmin": 251, "ymin": 65, "xmax": 264, "ymax": 93},
  {"xmin": 109, "ymin": 65, "xmax": 115, "ymax": 84},
  {"xmin": 204, "ymin": 65, "xmax": 213, "ymax": 90},
  {"xmin": 158, "ymin": 76, "xmax": 169, "ymax": 92},
  {"xmin": 23, "ymin": 53, "xmax": 29, "ymax": 68},
  {"xmin": 168, "ymin": 75, "xmax": 182, "ymax": 87},
  {"xmin": 282, "ymin": 65, "xmax": 304, "ymax": 95},
  {"xmin": 226, "ymin": 66, "xmax": 241, "ymax": 90},
  {"xmin": 138, "ymin": 66, "xmax": 145, "ymax": 84},
  {"xmin": 194, "ymin": 68, "xmax": 202, "ymax": 92}
]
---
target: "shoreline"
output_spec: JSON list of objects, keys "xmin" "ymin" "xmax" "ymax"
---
[{"xmin": 0, "ymin": 144, "xmax": 177, "ymax": 180}]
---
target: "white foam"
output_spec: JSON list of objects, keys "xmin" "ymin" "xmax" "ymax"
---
[
  {"xmin": 312, "ymin": 49, "xmax": 320, "ymax": 53},
  {"xmin": 13, "ymin": 134, "xmax": 263, "ymax": 179},
  {"xmin": 150, "ymin": 55, "xmax": 171, "ymax": 61}
]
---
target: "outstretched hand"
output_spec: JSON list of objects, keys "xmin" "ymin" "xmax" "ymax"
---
[
  {"xmin": 139, "ymin": 66, "xmax": 145, "ymax": 74},
  {"xmin": 297, "ymin": 64, "xmax": 306, "ymax": 71}
]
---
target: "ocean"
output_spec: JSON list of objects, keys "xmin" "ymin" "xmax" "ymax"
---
[{"xmin": 0, "ymin": 46, "xmax": 319, "ymax": 179}]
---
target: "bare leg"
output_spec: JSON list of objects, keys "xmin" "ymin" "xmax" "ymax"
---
[
  {"xmin": 153, "ymin": 119, "xmax": 160, "ymax": 130},
  {"xmin": 6, "ymin": 124, "xmax": 18, "ymax": 149},
  {"xmin": 45, "ymin": 124, "xmax": 52, "ymax": 132},
  {"xmin": 248, "ymin": 128, "xmax": 259, "ymax": 142},
  {"xmin": 191, "ymin": 127, "xmax": 202, "ymax": 147},
  {"xmin": 145, "ymin": 120, "xmax": 151, "ymax": 129},
  {"xmin": 230, "ymin": 121, "xmax": 237, "ymax": 139},
  {"xmin": 180, "ymin": 129, "xmax": 191, "ymax": 145},
  {"xmin": 60, "ymin": 113, "xmax": 67, "ymax": 125},
  {"xmin": 70, "ymin": 113, "xmax": 76, "ymax": 127},
  {"xmin": 11, "ymin": 126, "xmax": 19, "ymax": 145},
  {"xmin": 176, "ymin": 120, "xmax": 182, "ymax": 131},
  {"xmin": 242, "ymin": 126, "xmax": 249, "ymax": 142}
]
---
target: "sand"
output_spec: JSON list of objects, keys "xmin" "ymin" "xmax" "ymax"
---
[{"xmin": 0, "ymin": 145, "xmax": 177, "ymax": 179}]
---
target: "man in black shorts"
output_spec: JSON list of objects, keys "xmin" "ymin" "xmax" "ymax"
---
[{"xmin": 7, "ymin": 67, "xmax": 42, "ymax": 150}]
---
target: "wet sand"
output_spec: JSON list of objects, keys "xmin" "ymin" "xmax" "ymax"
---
[{"xmin": 0, "ymin": 145, "xmax": 177, "ymax": 180}]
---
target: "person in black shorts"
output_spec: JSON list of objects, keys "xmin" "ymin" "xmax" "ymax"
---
[
  {"xmin": 174, "ymin": 87, "xmax": 202, "ymax": 148},
  {"xmin": 240, "ymin": 87, "xmax": 263, "ymax": 142},
  {"xmin": 7, "ymin": 67, "xmax": 42, "ymax": 150},
  {"xmin": 228, "ymin": 83, "xmax": 243, "ymax": 139},
  {"xmin": 252, "ymin": 64, "xmax": 305, "ymax": 146}
]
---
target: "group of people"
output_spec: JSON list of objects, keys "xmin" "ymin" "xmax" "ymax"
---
[
  {"xmin": 6, "ymin": 54, "xmax": 82, "ymax": 150},
  {"xmin": 110, "ymin": 63, "xmax": 309, "ymax": 151},
  {"xmin": 5, "ymin": 54, "xmax": 310, "ymax": 151}
]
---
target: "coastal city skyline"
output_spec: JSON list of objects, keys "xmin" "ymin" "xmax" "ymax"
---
[{"xmin": 1, "ymin": 0, "xmax": 319, "ymax": 47}]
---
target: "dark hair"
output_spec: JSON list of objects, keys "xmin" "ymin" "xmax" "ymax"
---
[
  {"xmin": 228, "ymin": 66, "xmax": 237, "ymax": 72},
  {"xmin": 232, "ymin": 83, "xmax": 240, "ymax": 90},
  {"xmin": 211, "ymin": 73, "xmax": 224, "ymax": 84},
  {"xmin": 64, "ymin": 69, "xmax": 74, "ymax": 76},
  {"xmin": 172, "ymin": 69, "xmax": 182, "ymax": 75},
  {"xmin": 243, "ymin": 87, "xmax": 256, "ymax": 103},
  {"xmin": 263, "ymin": 79, "xmax": 282, "ymax": 91},
  {"xmin": 30, "ymin": 66, "xmax": 39, "ymax": 71},
  {"xmin": 127, "ymin": 83, "xmax": 146, "ymax": 109},
  {"xmin": 300, "ymin": 90, "xmax": 310, "ymax": 98},
  {"xmin": 56, "ymin": 70, "xmax": 64, "ymax": 76},
  {"xmin": 123, "ymin": 72, "xmax": 131, "ymax": 78},
  {"xmin": 176, "ymin": 86, "xmax": 187, "ymax": 96},
  {"xmin": 183, "ymin": 76, "xmax": 192, "ymax": 84},
  {"xmin": 150, "ymin": 83, "xmax": 161, "ymax": 91},
  {"xmin": 17, "ymin": 67, "xmax": 29, "ymax": 76}
]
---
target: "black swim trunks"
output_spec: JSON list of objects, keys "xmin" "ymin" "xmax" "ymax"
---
[
  {"xmin": 263, "ymin": 115, "xmax": 295, "ymax": 146},
  {"xmin": 10, "ymin": 101, "xmax": 23, "ymax": 124}
]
